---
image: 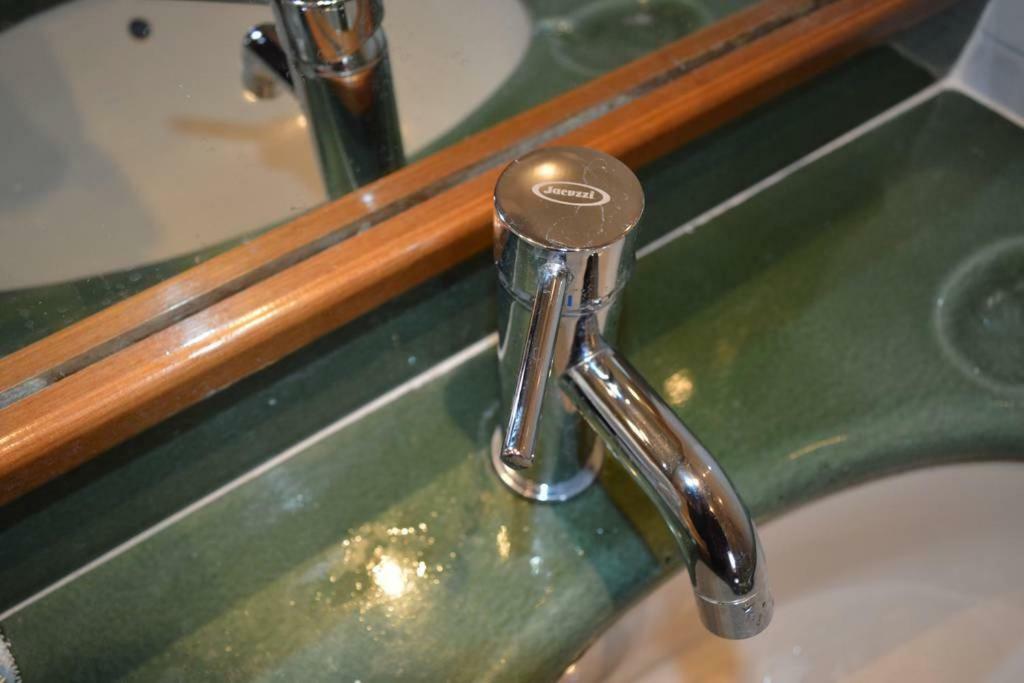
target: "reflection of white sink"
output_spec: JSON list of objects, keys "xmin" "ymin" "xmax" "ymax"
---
[
  {"xmin": 0, "ymin": 0, "xmax": 529, "ymax": 289},
  {"xmin": 567, "ymin": 463, "xmax": 1024, "ymax": 682}
]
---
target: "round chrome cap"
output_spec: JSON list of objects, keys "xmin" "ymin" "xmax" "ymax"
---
[{"xmin": 494, "ymin": 147, "xmax": 644, "ymax": 251}]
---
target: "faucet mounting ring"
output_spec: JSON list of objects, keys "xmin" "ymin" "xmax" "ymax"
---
[{"xmin": 490, "ymin": 428, "xmax": 603, "ymax": 502}]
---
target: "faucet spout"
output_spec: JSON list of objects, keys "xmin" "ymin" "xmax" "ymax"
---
[{"xmin": 563, "ymin": 335, "xmax": 772, "ymax": 638}]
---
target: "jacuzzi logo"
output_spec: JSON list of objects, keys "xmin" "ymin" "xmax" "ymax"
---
[{"xmin": 531, "ymin": 181, "xmax": 611, "ymax": 207}]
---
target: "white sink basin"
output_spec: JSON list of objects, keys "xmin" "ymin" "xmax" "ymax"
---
[
  {"xmin": 567, "ymin": 463, "xmax": 1024, "ymax": 682},
  {"xmin": 0, "ymin": 0, "xmax": 529, "ymax": 288}
]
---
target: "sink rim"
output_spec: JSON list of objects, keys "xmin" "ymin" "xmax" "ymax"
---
[{"xmin": 565, "ymin": 460, "xmax": 1024, "ymax": 683}]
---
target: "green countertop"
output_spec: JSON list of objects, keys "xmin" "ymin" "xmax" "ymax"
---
[
  {"xmin": 0, "ymin": 45, "xmax": 932, "ymax": 612},
  {"xmin": 3, "ymin": 47, "xmax": 1023, "ymax": 679}
]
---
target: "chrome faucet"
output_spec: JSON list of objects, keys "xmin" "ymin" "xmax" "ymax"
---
[
  {"xmin": 492, "ymin": 147, "xmax": 772, "ymax": 639},
  {"xmin": 241, "ymin": 0, "xmax": 404, "ymax": 196}
]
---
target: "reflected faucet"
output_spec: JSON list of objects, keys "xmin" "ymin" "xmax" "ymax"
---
[
  {"xmin": 240, "ymin": 0, "xmax": 404, "ymax": 196},
  {"xmin": 492, "ymin": 147, "xmax": 772, "ymax": 639}
]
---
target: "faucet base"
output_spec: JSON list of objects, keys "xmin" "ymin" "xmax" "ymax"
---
[{"xmin": 489, "ymin": 428, "xmax": 603, "ymax": 502}]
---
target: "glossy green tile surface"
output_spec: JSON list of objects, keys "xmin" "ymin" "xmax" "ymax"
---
[
  {"xmin": 4, "ymin": 91, "xmax": 1024, "ymax": 681},
  {"xmin": 0, "ymin": 47, "xmax": 931, "ymax": 613},
  {"xmin": 621, "ymin": 92, "xmax": 1024, "ymax": 519},
  {"xmin": 4, "ymin": 352, "xmax": 662, "ymax": 681}
]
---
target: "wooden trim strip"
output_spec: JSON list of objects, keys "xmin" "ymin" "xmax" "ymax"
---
[
  {"xmin": 0, "ymin": 0, "xmax": 952, "ymax": 504},
  {"xmin": 0, "ymin": 0, "xmax": 814, "ymax": 405}
]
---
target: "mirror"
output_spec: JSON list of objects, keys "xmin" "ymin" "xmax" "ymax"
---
[{"xmin": 0, "ymin": 0, "xmax": 763, "ymax": 365}]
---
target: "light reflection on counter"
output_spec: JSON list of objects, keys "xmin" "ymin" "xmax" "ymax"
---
[{"xmin": 663, "ymin": 369, "xmax": 694, "ymax": 406}]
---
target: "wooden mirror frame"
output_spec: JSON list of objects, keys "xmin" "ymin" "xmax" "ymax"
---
[{"xmin": 0, "ymin": 0, "xmax": 953, "ymax": 504}]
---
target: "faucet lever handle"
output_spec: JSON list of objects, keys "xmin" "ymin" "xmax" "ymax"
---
[{"xmin": 500, "ymin": 263, "xmax": 568, "ymax": 470}]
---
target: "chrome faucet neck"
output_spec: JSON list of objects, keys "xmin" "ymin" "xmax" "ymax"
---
[
  {"xmin": 241, "ymin": 0, "xmax": 403, "ymax": 195},
  {"xmin": 271, "ymin": 0, "xmax": 384, "ymax": 69},
  {"xmin": 492, "ymin": 147, "xmax": 772, "ymax": 639}
]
